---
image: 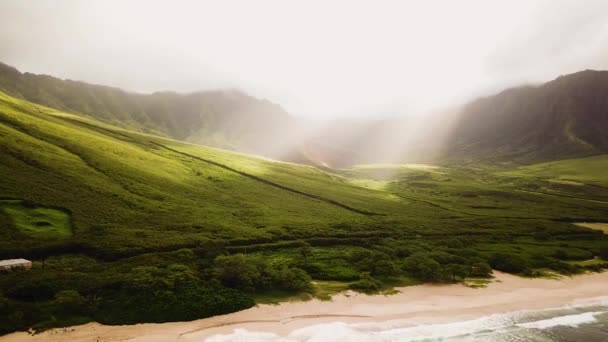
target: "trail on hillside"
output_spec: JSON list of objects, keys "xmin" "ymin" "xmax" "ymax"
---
[
  {"xmin": 153, "ymin": 142, "xmax": 382, "ymax": 216},
  {"xmin": 54, "ymin": 114, "xmax": 382, "ymax": 216},
  {"xmin": 516, "ymin": 189, "xmax": 608, "ymax": 205},
  {"xmin": 393, "ymin": 193, "xmax": 549, "ymax": 220}
]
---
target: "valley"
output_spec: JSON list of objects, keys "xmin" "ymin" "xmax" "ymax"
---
[{"xmin": 0, "ymin": 90, "xmax": 607, "ymax": 334}]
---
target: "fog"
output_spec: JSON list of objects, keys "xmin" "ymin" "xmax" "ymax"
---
[{"xmin": 2, "ymin": 0, "xmax": 608, "ymax": 120}]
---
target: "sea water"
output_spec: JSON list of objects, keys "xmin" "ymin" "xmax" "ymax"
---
[{"xmin": 206, "ymin": 297, "xmax": 608, "ymax": 341}]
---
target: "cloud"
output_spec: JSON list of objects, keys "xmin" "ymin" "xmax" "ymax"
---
[
  {"xmin": 483, "ymin": 0, "xmax": 608, "ymax": 88},
  {"xmin": 1, "ymin": 0, "xmax": 607, "ymax": 119}
]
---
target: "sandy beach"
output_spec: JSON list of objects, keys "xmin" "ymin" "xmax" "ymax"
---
[{"xmin": 2, "ymin": 271, "xmax": 608, "ymax": 341}]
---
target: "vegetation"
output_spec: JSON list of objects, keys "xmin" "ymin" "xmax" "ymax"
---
[
  {"xmin": 0, "ymin": 200, "xmax": 72, "ymax": 239},
  {"xmin": 0, "ymin": 62, "xmax": 295, "ymax": 160},
  {"xmin": 0, "ymin": 91, "xmax": 607, "ymax": 334}
]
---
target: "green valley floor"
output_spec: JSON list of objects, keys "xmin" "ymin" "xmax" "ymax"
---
[{"xmin": 0, "ymin": 90, "xmax": 607, "ymax": 334}]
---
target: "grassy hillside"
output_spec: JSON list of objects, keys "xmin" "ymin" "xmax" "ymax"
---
[
  {"xmin": 502, "ymin": 155, "xmax": 608, "ymax": 187},
  {"xmin": 0, "ymin": 91, "xmax": 607, "ymax": 334},
  {"xmin": 0, "ymin": 62, "xmax": 298, "ymax": 160}
]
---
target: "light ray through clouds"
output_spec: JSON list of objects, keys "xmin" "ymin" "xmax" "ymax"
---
[{"xmin": 1, "ymin": 0, "xmax": 608, "ymax": 119}]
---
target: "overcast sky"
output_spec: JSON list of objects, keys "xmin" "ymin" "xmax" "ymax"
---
[{"xmin": 1, "ymin": 0, "xmax": 608, "ymax": 119}]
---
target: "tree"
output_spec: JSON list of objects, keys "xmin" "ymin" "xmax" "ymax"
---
[
  {"xmin": 298, "ymin": 241, "xmax": 313, "ymax": 259},
  {"xmin": 213, "ymin": 254, "xmax": 261, "ymax": 291},
  {"xmin": 489, "ymin": 253, "xmax": 528, "ymax": 273},
  {"xmin": 129, "ymin": 264, "xmax": 198, "ymax": 291},
  {"xmin": 553, "ymin": 249, "xmax": 568, "ymax": 260},
  {"xmin": 598, "ymin": 247, "xmax": 608, "ymax": 261},
  {"xmin": 373, "ymin": 260, "xmax": 397, "ymax": 277},
  {"xmin": 54, "ymin": 290, "xmax": 85, "ymax": 315},
  {"xmin": 469, "ymin": 262, "xmax": 493, "ymax": 278},
  {"xmin": 213, "ymin": 254, "xmax": 312, "ymax": 292},
  {"xmin": 275, "ymin": 267, "xmax": 311, "ymax": 291},
  {"xmin": 349, "ymin": 272, "xmax": 381, "ymax": 293},
  {"xmin": 402, "ymin": 254, "xmax": 443, "ymax": 281},
  {"xmin": 196, "ymin": 239, "xmax": 226, "ymax": 259},
  {"xmin": 445, "ymin": 264, "xmax": 469, "ymax": 281}
]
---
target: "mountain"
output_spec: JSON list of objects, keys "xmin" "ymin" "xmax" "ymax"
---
[
  {"xmin": 0, "ymin": 62, "xmax": 299, "ymax": 160},
  {"xmin": 2, "ymin": 62, "xmax": 608, "ymax": 168},
  {"xmin": 446, "ymin": 70, "xmax": 608, "ymax": 163},
  {"xmin": 1, "ymin": 89, "xmax": 607, "ymax": 334}
]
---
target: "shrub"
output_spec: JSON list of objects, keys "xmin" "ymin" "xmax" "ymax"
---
[
  {"xmin": 213, "ymin": 254, "xmax": 311, "ymax": 292},
  {"xmin": 213, "ymin": 254, "xmax": 261, "ymax": 291},
  {"xmin": 372, "ymin": 260, "xmax": 397, "ymax": 277},
  {"xmin": 274, "ymin": 267, "xmax": 311, "ymax": 291},
  {"xmin": 348, "ymin": 272, "xmax": 381, "ymax": 293},
  {"xmin": 469, "ymin": 262, "xmax": 492, "ymax": 278},
  {"xmin": 599, "ymin": 247, "xmax": 608, "ymax": 261},
  {"xmin": 402, "ymin": 254, "xmax": 443, "ymax": 281},
  {"xmin": 444, "ymin": 264, "xmax": 469, "ymax": 281},
  {"xmin": 53, "ymin": 290, "xmax": 85, "ymax": 315},
  {"xmin": 489, "ymin": 253, "xmax": 528, "ymax": 273},
  {"xmin": 553, "ymin": 248, "xmax": 593, "ymax": 261},
  {"xmin": 533, "ymin": 231, "xmax": 551, "ymax": 241}
]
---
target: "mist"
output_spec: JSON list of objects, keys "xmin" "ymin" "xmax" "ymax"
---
[
  {"xmin": 2, "ymin": 0, "xmax": 608, "ymax": 120},
  {"xmin": 2, "ymin": 0, "xmax": 608, "ymax": 167}
]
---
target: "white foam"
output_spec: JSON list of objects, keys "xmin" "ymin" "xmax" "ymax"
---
[
  {"xmin": 204, "ymin": 298, "xmax": 608, "ymax": 341},
  {"xmin": 204, "ymin": 316, "xmax": 513, "ymax": 342},
  {"xmin": 205, "ymin": 328, "xmax": 284, "ymax": 342},
  {"xmin": 516, "ymin": 311, "xmax": 603, "ymax": 329}
]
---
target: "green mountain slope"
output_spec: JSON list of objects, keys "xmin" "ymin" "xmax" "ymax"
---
[
  {"xmin": 446, "ymin": 70, "xmax": 608, "ymax": 163},
  {"xmin": 0, "ymin": 91, "xmax": 404, "ymax": 258},
  {"xmin": 0, "ymin": 90, "xmax": 607, "ymax": 334},
  {"xmin": 0, "ymin": 62, "xmax": 297, "ymax": 160}
]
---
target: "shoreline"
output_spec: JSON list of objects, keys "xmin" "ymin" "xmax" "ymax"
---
[{"xmin": 2, "ymin": 271, "xmax": 608, "ymax": 341}]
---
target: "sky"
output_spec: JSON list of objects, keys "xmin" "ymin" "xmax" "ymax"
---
[{"xmin": 1, "ymin": 0, "xmax": 608, "ymax": 119}]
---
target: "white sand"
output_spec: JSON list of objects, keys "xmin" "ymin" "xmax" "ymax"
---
[{"xmin": 2, "ymin": 271, "xmax": 608, "ymax": 342}]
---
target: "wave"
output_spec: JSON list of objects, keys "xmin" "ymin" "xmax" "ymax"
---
[
  {"xmin": 516, "ymin": 311, "xmax": 603, "ymax": 329},
  {"xmin": 205, "ymin": 297, "xmax": 608, "ymax": 341}
]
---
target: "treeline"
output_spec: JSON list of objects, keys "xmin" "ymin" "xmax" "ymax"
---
[
  {"xmin": 0, "ymin": 248, "xmax": 310, "ymax": 334},
  {"xmin": 2, "ymin": 236, "xmax": 608, "ymax": 335}
]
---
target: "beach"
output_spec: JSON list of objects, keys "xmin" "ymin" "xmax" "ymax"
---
[{"xmin": 2, "ymin": 271, "xmax": 608, "ymax": 341}]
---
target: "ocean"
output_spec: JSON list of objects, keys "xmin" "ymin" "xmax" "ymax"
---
[{"xmin": 206, "ymin": 297, "xmax": 608, "ymax": 341}]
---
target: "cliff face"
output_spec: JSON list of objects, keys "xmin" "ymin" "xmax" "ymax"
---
[{"xmin": 445, "ymin": 70, "xmax": 608, "ymax": 162}]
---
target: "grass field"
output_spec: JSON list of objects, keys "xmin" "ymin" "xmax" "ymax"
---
[
  {"xmin": 501, "ymin": 155, "xmax": 608, "ymax": 187},
  {"xmin": 0, "ymin": 90, "xmax": 607, "ymax": 334},
  {"xmin": 0, "ymin": 200, "xmax": 72, "ymax": 239}
]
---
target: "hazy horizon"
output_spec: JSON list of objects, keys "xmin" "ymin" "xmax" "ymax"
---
[{"xmin": 2, "ymin": 0, "xmax": 608, "ymax": 119}]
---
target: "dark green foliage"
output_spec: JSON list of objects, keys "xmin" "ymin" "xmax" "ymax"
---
[
  {"xmin": 213, "ymin": 254, "xmax": 311, "ymax": 292},
  {"xmin": 469, "ymin": 262, "xmax": 493, "ymax": 278},
  {"xmin": 348, "ymin": 272, "xmax": 382, "ymax": 293},
  {"xmin": 53, "ymin": 290, "xmax": 86, "ymax": 315},
  {"xmin": 445, "ymin": 264, "xmax": 470, "ymax": 281},
  {"xmin": 402, "ymin": 254, "xmax": 444, "ymax": 281},
  {"xmin": 6, "ymin": 280, "xmax": 55, "ymax": 302},
  {"xmin": 95, "ymin": 265, "xmax": 254, "ymax": 324},
  {"xmin": 372, "ymin": 260, "xmax": 397, "ymax": 277},
  {"xmin": 599, "ymin": 247, "xmax": 608, "ymax": 260},
  {"xmin": 533, "ymin": 231, "xmax": 552, "ymax": 241},
  {"xmin": 298, "ymin": 240, "xmax": 313, "ymax": 259},
  {"xmin": 489, "ymin": 253, "xmax": 529, "ymax": 273},
  {"xmin": 0, "ymin": 90, "xmax": 607, "ymax": 335},
  {"xmin": 553, "ymin": 248, "xmax": 593, "ymax": 261}
]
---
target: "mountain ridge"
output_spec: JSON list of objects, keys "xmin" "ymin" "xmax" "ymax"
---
[
  {"xmin": 2, "ymin": 61, "xmax": 608, "ymax": 166},
  {"xmin": 0, "ymin": 62, "xmax": 298, "ymax": 160},
  {"xmin": 444, "ymin": 69, "xmax": 608, "ymax": 163}
]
